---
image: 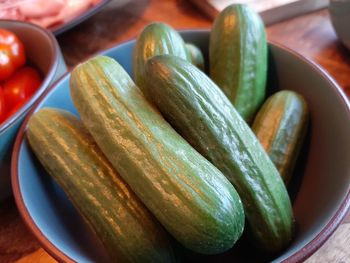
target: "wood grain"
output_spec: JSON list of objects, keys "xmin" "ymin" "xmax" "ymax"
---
[
  {"xmin": 0, "ymin": 0, "xmax": 349, "ymax": 262},
  {"xmin": 15, "ymin": 249, "xmax": 56, "ymax": 263},
  {"xmin": 57, "ymin": 0, "xmax": 211, "ymax": 67},
  {"xmin": 267, "ymin": 9, "xmax": 350, "ymax": 97}
]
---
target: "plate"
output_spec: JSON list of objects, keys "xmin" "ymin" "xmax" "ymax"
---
[
  {"xmin": 51, "ymin": 0, "xmax": 111, "ymax": 35},
  {"xmin": 0, "ymin": 0, "xmax": 112, "ymax": 35}
]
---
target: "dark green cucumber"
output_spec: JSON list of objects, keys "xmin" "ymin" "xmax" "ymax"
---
[
  {"xmin": 210, "ymin": 3, "xmax": 267, "ymax": 122},
  {"xmin": 185, "ymin": 43, "xmax": 205, "ymax": 71},
  {"xmin": 133, "ymin": 22, "xmax": 189, "ymax": 89},
  {"xmin": 70, "ymin": 55, "xmax": 245, "ymax": 255},
  {"xmin": 252, "ymin": 90, "xmax": 309, "ymax": 185},
  {"xmin": 27, "ymin": 108, "xmax": 175, "ymax": 263},
  {"xmin": 142, "ymin": 55, "xmax": 294, "ymax": 253}
]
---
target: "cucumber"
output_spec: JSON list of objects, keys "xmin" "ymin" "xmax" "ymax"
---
[
  {"xmin": 133, "ymin": 22, "xmax": 189, "ymax": 89},
  {"xmin": 210, "ymin": 4, "xmax": 267, "ymax": 122},
  {"xmin": 185, "ymin": 43, "xmax": 205, "ymax": 71},
  {"xmin": 252, "ymin": 90, "xmax": 309, "ymax": 185},
  {"xmin": 142, "ymin": 55, "xmax": 294, "ymax": 253},
  {"xmin": 70, "ymin": 55, "xmax": 245, "ymax": 255},
  {"xmin": 27, "ymin": 108, "xmax": 175, "ymax": 263}
]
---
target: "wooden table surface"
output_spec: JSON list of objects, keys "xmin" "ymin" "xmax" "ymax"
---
[{"xmin": 1, "ymin": 0, "xmax": 349, "ymax": 262}]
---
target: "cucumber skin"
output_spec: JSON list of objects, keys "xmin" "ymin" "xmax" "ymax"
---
[
  {"xmin": 27, "ymin": 108, "xmax": 175, "ymax": 263},
  {"xmin": 133, "ymin": 22, "xmax": 189, "ymax": 89},
  {"xmin": 210, "ymin": 4, "xmax": 267, "ymax": 122},
  {"xmin": 185, "ymin": 43, "xmax": 205, "ymax": 71},
  {"xmin": 70, "ymin": 55, "xmax": 245, "ymax": 255},
  {"xmin": 252, "ymin": 90, "xmax": 309, "ymax": 185},
  {"xmin": 142, "ymin": 55, "xmax": 294, "ymax": 253}
]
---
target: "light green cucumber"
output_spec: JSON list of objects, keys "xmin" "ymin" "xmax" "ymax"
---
[
  {"xmin": 210, "ymin": 4, "xmax": 267, "ymax": 122},
  {"xmin": 142, "ymin": 55, "xmax": 294, "ymax": 253},
  {"xmin": 70, "ymin": 55, "xmax": 245, "ymax": 255},
  {"xmin": 133, "ymin": 22, "xmax": 189, "ymax": 89},
  {"xmin": 27, "ymin": 108, "xmax": 175, "ymax": 263},
  {"xmin": 252, "ymin": 90, "xmax": 309, "ymax": 185},
  {"xmin": 185, "ymin": 43, "xmax": 205, "ymax": 70}
]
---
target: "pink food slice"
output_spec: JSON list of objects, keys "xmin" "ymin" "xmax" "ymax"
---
[{"xmin": 18, "ymin": 0, "xmax": 65, "ymax": 18}]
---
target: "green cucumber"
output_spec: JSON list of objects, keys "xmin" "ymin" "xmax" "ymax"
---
[
  {"xmin": 142, "ymin": 55, "xmax": 294, "ymax": 253},
  {"xmin": 252, "ymin": 90, "xmax": 309, "ymax": 185},
  {"xmin": 70, "ymin": 55, "xmax": 245, "ymax": 255},
  {"xmin": 210, "ymin": 3, "xmax": 267, "ymax": 122},
  {"xmin": 133, "ymin": 22, "xmax": 189, "ymax": 89},
  {"xmin": 185, "ymin": 43, "xmax": 205, "ymax": 71},
  {"xmin": 27, "ymin": 108, "xmax": 175, "ymax": 263}
]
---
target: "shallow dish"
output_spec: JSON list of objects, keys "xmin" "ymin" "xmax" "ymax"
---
[
  {"xmin": 12, "ymin": 30, "xmax": 350, "ymax": 262},
  {"xmin": 50, "ymin": 0, "xmax": 112, "ymax": 35},
  {"xmin": 0, "ymin": 0, "xmax": 112, "ymax": 35},
  {"xmin": 0, "ymin": 20, "xmax": 67, "ymax": 201}
]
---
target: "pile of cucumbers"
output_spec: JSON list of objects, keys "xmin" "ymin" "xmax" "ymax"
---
[{"xmin": 27, "ymin": 3, "xmax": 308, "ymax": 262}]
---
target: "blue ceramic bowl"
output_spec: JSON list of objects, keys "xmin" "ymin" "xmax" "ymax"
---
[
  {"xmin": 0, "ymin": 20, "xmax": 67, "ymax": 201},
  {"xmin": 12, "ymin": 31, "xmax": 350, "ymax": 262}
]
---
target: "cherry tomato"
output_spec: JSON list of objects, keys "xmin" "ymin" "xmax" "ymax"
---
[
  {"xmin": 0, "ymin": 87, "xmax": 5, "ymax": 123},
  {"xmin": 3, "ymin": 66, "xmax": 42, "ymax": 114},
  {"xmin": 4, "ymin": 103, "xmax": 22, "ymax": 122},
  {"xmin": 0, "ymin": 28, "xmax": 26, "ymax": 81}
]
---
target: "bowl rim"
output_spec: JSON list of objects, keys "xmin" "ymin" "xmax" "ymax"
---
[
  {"xmin": 274, "ymin": 43, "xmax": 350, "ymax": 263},
  {"xmin": 11, "ymin": 31, "xmax": 350, "ymax": 263},
  {"xmin": 0, "ymin": 19, "xmax": 61, "ymax": 135}
]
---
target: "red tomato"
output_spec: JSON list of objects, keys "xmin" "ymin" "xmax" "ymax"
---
[
  {"xmin": 4, "ymin": 103, "xmax": 22, "ymax": 122},
  {"xmin": 3, "ymin": 66, "xmax": 42, "ymax": 115},
  {"xmin": 0, "ymin": 29, "xmax": 26, "ymax": 81},
  {"xmin": 0, "ymin": 87, "xmax": 5, "ymax": 123}
]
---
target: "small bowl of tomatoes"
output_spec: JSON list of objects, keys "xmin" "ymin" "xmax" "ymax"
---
[{"xmin": 0, "ymin": 20, "xmax": 67, "ymax": 201}]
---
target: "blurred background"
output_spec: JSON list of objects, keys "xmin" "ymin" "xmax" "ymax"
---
[{"xmin": 0, "ymin": 0, "xmax": 349, "ymax": 262}]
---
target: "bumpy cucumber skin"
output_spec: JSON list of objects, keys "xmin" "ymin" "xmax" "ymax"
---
[
  {"xmin": 27, "ymin": 108, "xmax": 175, "ymax": 263},
  {"xmin": 70, "ymin": 56, "xmax": 245, "ymax": 255},
  {"xmin": 252, "ymin": 90, "xmax": 309, "ymax": 185},
  {"xmin": 185, "ymin": 43, "xmax": 205, "ymax": 71},
  {"xmin": 210, "ymin": 4, "xmax": 267, "ymax": 122},
  {"xmin": 142, "ymin": 55, "xmax": 294, "ymax": 253},
  {"xmin": 133, "ymin": 22, "xmax": 189, "ymax": 89}
]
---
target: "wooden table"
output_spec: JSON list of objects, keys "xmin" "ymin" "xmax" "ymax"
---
[{"xmin": 1, "ymin": 0, "xmax": 349, "ymax": 262}]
